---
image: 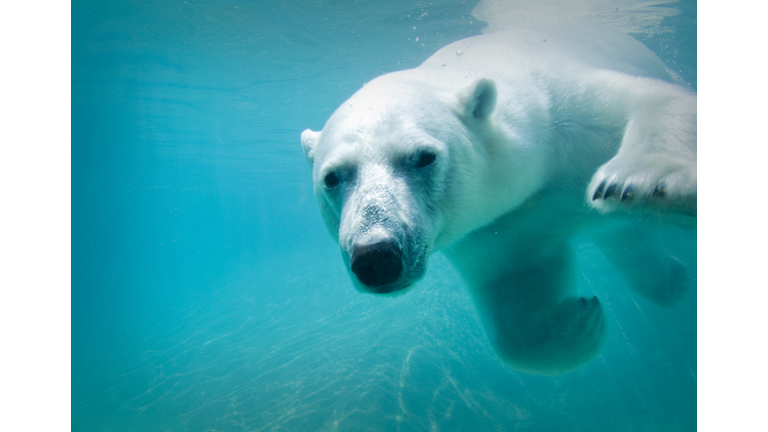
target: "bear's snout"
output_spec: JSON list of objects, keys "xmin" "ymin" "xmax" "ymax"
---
[{"xmin": 350, "ymin": 240, "xmax": 404, "ymax": 292}]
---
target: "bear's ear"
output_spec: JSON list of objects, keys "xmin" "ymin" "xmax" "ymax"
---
[
  {"xmin": 301, "ymin": 129, "xmax": 321, "ymax": 166},
  {"xmin": 461, "ymin": 78, "xmax": 497, "ymax": 121}
]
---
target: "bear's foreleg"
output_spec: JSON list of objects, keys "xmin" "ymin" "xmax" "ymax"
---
[
  {"xmin": 586, "ymin": 75, "xmax": 697, "ymax": 216},
  {"xmin": 453, "ymin": 247, "xmax": 607, "ymax": 375}
]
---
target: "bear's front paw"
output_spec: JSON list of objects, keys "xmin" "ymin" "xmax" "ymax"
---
[
  {"xmin": 485, "ymin": 294, "xmax": 607, "ymax": 375},
  {"xmin": 587, "ymin": 155, "xmax": 696, "ymax": 216},
  {"xmin": 547, "ymin": 295, "xmax": 606, "ymax": 351}
]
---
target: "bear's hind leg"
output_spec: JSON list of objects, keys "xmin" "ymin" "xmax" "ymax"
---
[
  {"xmin": 593, "ymin": 223, "xmax": 689, "ymax": 308},
  {"xmin": 465, "ymin": 249, "xmax": 607, "ymax": 375}
]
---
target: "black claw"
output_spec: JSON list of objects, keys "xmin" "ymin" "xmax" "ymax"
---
[
  {"xmin": 591, "ymin": 296, "xmax": 599, "ymax": 306},
  {"xmin": 592, "ymin": 179, "xmax": 607, "ymax": 200},
  {"xmin": 653, "ymin": 181, "xmax": 667, "ymax": 198},
  {"xmin": 579, "ymin": 297, "xmax": 588, "ymax": 308},
  {"xmin": 620, "ymin": 184, "xmax": 635, "ymax": 202},
  {"xmin": 603, "ymin": 183, "xmax": 619, "ymax": 199}
]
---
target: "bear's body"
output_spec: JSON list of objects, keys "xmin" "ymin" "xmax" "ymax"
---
[{"xmin": 301, "ymin": 25, "xmax": 696, "ymax": 375}]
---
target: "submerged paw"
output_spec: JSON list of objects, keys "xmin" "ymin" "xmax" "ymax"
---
[
  {"xmin": 579, "ymin": 295, "xmax": 600, "ymax": 309},
  {"xmin": 546, "ymin": 295, "xmax": 606, "ymax": 347},
  {"xmin": 571, "ymin": 296, "xmax": 605, "ymax": 336},
  {"xmin": 489, "ymin": 295, "xmax": 608, "ymax": 375}
]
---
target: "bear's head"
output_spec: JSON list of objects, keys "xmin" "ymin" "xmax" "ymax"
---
[{"xmin": 301, "ymin": 73, "xmax": 543, "ymax": 295}]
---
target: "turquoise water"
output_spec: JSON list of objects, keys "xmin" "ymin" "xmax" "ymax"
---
[{"xmin": 72, "ymin": 1, "xmax": 696, "ymax": 431}]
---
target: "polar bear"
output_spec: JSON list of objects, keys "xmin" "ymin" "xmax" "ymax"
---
[{"xmin": 300, "ymin": 24, "xmax": 696, "ymax": 375}]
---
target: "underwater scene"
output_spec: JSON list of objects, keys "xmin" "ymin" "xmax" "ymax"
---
[{"xmin": 72, "ymin": 0, "xmax": 697, "ymax": 431}]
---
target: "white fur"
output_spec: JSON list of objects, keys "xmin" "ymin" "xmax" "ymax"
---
[{"xmin": 301, "ymin": 24, "xmax": 696, "ymax": 375}]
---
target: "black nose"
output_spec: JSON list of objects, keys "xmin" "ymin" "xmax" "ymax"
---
[{"xmin": 350, "ymin": 240, "xmax": 403, "ymax": 292}]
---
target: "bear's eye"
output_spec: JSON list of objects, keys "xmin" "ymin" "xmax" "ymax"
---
[
  {"xmin": 323, "ymin": 171, "xmax": 340, "ymax": 188},
  {"xmin": 415, "ymin": 152, "xmax": 437, "ymax": 169}
]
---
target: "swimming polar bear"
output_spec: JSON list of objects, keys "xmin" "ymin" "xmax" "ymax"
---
[{"xmin": 301, "ymin": 24, "xmax": 696, "ymax": 375}]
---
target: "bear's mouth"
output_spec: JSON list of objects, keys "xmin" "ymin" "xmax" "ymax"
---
[{"xmin": 363, "ymin": 282, "xmax": 412, "ymax": 295}]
